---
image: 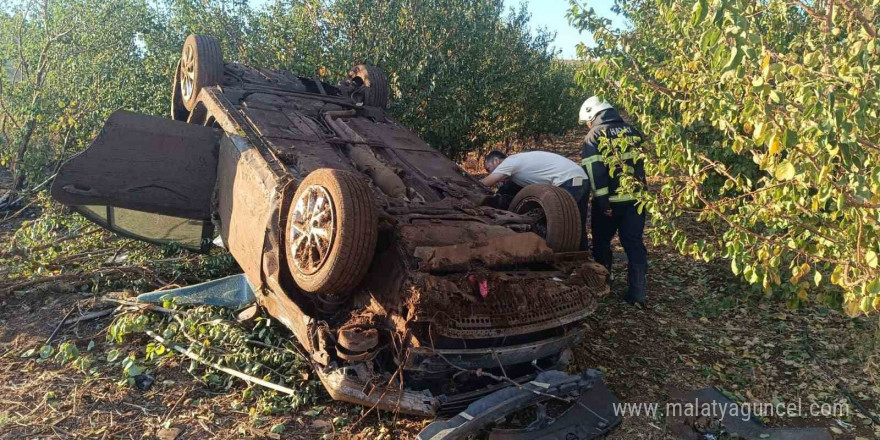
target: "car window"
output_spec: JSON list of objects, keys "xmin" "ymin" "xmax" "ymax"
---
[{"xmin": 73, "ymin": 205, "xmax": 212, "ymax": 252}]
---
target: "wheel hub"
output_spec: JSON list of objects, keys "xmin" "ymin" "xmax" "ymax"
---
[
  {"xmin": 290, "ymin": 185, "xmax": 336, "ymax": 275},
  {"xmin": 180, "ymin": 45, "xmax": 195, "ymax": 101},
  {"xmin": 518, "ymin": 200, "xmax": 548, "ymax": 238}
]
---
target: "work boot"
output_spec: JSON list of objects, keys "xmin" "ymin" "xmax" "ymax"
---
[
  {"xmin": 623, "ymin": 262, "xmax": 647, "ymax": 304},
  {"xmin": 599, "ymin": 260, "xmax": 613, "ymax": 286},
  {"xmin": 593, "ymin": 251, "xmax": 613, "ymax": 286}
]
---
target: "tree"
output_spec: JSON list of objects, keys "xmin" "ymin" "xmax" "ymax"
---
[
  {"xmin": 1, "ymin": 0, "xmax": 579, "ymax": 184},
  {"xmin": 310, "ymin": 0, "xmax": 581, "ymax": 158},
  {"xmin": 569, "ymin": 0, "xmax": 880, "ymax": 314},
  {"xmin": 0, "ymin": 0, "xmax": 78, "ymax": 189},
  {"xmin": 0, "ymin": 0, "xmax": 173, "ymax": 188}
]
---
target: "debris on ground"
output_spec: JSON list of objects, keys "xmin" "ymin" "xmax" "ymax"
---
[
  {"xmin": 156, "ymin": 427, "xmax": 183, "ymax": 440},
  {"xmin": 417, "ymin": 369, "xmax": 621, "ymax": 440},
  {"xmin": 135, "ymin": 273, "xmax": 255, "ymax": 308}
]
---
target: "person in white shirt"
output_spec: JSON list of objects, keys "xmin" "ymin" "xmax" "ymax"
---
[{"xmin": 481, "ymin": 150, "xmax": 589, "ymax": 250}]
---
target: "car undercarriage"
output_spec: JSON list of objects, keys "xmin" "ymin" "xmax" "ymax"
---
[{"xmin": 50, "ymin": 35, "xmax": 613, "ymax": 426}]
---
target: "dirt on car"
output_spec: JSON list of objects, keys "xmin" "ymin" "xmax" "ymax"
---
[{"xmin": 47, "ymin": 34, "xmax": 610, "ymax": 419}]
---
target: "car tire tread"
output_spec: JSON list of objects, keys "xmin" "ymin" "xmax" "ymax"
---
[
  {"xmin": 286, "ymin": 169, "xmax": 378, "ymax": 298},
  {"xmin": 510, "ymin": 184, "xmax": 581, "ymax": 252}
]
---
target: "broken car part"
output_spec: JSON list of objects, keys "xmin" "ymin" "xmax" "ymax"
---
[
  {"xmin": 136, "ymin": 273, "xmax": 256, "ymax": 308},
  {"xmin": 417, "ymin": 370, "xmax": 621, "ymax": 440}
]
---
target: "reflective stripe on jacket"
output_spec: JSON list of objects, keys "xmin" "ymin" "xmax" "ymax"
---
[{"xmin": 580, "ymin": 108, "xmax": 646, "ymax": 204}]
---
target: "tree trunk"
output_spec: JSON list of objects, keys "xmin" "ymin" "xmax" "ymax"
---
[{"xmin": 11, "ymin": 117, "xmax": 36, "ymax": 190}]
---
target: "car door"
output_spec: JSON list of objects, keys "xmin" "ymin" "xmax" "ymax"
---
[{"xmin": 51, "ymin": 110, "xmax": 220, "ymax": 251}]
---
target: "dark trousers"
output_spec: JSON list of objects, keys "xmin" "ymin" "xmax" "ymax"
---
[
  {"xmin": 558, "ymin": 178, "xmax": 589, "ymax": 251},
  {"xmin": 591, "ymin": 201, "xmax": 647, "ymax": 302}
]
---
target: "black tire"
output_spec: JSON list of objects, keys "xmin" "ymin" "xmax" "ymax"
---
[
  {"xmin": 179, "ymin": 35, "xmax": 224, "ymax": 111},
  {"xmin": 348, "ymin": 64, "xmax": 390, "ymax": 109},
  {"xmin": 510, "ymin": 184, "xmax": 581, "ymax": 252},
  {"xmin": 285, "ymin": 169, "xmax": 378, "ymax": 297},
  {"xmin": 171, "ymin": 60, "xmax": 190, "ymax": 121}
]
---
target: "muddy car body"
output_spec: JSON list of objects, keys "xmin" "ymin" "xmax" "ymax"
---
[{"xmin": 52, "ymin": 36, "xmax": 608, "ymax": 416}]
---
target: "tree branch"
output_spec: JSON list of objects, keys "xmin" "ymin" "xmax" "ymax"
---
[
  {"xmin": 836, "ymin": 0, "xmax": 878, "ymax": 38},
  {"xmin": 0, "ymin": 78, "xmax": 19, "ymax": 132},
  {"xmin": 15, "ymin": 1, "xmax": 34, "ymax": 88},
  {"xmin": 824, "ymin": 0, "xmax": 833, "ymax": 59},
  {"xmin": 788, "ymin": 0, "xmax": 825, "ymax": 23},
  {"xmin": 688, "ymin": 174, "xmax": 842, "ymax": 265}
]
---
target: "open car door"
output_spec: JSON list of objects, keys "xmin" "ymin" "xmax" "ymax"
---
[{"xmin": 51, "ymin": 110, "xmax": 220, "ymax": 252}]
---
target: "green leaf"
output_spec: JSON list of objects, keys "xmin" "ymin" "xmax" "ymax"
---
[
  {"xmin": 723, "ymin": 46, "xmax": 743, "ymax": 72},
  {"xmin": 39, "ymin": 345, "xmax": 54, "ymax": 359},
  {"xmin": 783, "ymin": 128, "xmax": 798, "ymax": 148},
  {"xmin": 304, "ymin": 406, "xmax": 326, "ymax": 417},
  {"xmin": 106, "ymin": 349, "xmax": 122, "ymax": 362},
  {"xmin": 692, "ymin": 0, "xmax": 708, "ymax": 25},
  {"xmin": 831, "ymin": 266, "xmax": 844, "ymax": 285},
  {"xmin": 866, "ymin": 251, "xmax": 878, "ymax": 269},
  {"xmin": 20, "ymin": 348, "xmax": 37, "ymax": 358},
  {"xmin": 127, "ymin": 364, "xmax": 143, "ymax": 377},
  {"xmin": 711, "ymin": 0, "xmax": 725, "ymax": 24},
  {"xmin": 803, "ymin": 51, "xmax": 820, "ymax": 67},
  {"xmin": 775, "ymin": 162, "xmax": 795, "ymax": 181}
]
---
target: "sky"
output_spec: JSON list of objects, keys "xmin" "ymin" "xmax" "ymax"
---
[
  {"xmin": 244, "ymin": 0, "xmax": 624, "ymax": 60},
  {"xmin": 503, "ymin": 0, "xmax": 625, "ymax": 59}
]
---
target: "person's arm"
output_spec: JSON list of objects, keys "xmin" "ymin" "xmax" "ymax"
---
[
  {"xmin": 480, "ymin": 172, "xmax": 509, "ymax": 187},
  {"xmin": 581, "ymin": 133, "xmax": 612, "ymax": 215},
  {"xmin": 481, "ymin": 157, "xmax": 517, "ymax": 187}
]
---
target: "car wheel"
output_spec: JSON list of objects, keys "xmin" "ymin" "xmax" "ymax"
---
[
  {"xmin": 285, "ymin": 169, "xmax": 378, "ymax": 297},
  {"xmin": 347, "ymin": 64, "xmax": 389, "ymax": 109},
  {"xmin": 179, "ymin": 35, "xmax": 224, "ymax": 111},
  {"xmin": 171, "ymin": 60, "xmax": 190, "ymax": 121},
  {"xmin": 510, "ymin": 184, "xmax": 581, "ymax": 252}
]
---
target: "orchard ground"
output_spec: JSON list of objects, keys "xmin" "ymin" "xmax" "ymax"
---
[{"xmin": 1, "ymin": 129, "xmax": 878, "ymax": 440}]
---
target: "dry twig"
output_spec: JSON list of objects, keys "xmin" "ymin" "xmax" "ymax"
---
[{"xmin": 145, "ymin": 330, "xmax": 297, "ymax": 396}]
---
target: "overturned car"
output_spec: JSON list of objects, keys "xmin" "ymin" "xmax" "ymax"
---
[{"xmin": 51, "ymin": 35, "xmax": 611, "ymax": 420}]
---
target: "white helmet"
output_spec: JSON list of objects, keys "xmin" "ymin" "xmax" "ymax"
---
[{"xmin": 578, "ymin": 96, "xmax": 613, "ymax": 125}]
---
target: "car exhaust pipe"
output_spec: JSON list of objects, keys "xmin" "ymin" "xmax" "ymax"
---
[{"xmin": 324, "ymin": 111, "xmax": 408, "ymax": 198}]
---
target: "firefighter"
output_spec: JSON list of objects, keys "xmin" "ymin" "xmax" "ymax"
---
[
  {"xmin": 578, "ymin": 96, "xmax": 648, "ymax": 305},
  {"xmin": 481, "ymin": 150, "xmax": 590, "ymax": 251}
]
